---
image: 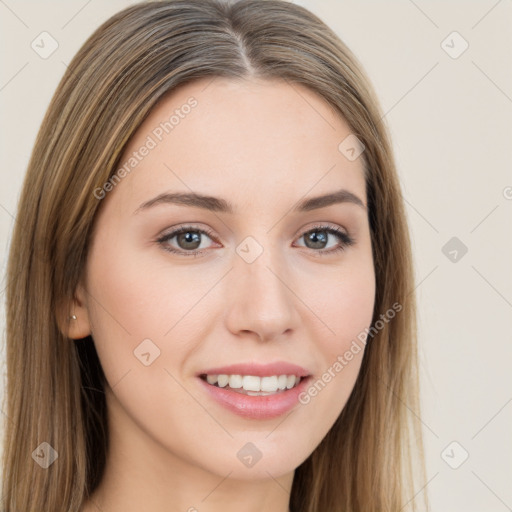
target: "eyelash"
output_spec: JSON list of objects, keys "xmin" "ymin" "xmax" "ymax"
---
[{"xmin": 156, "ymin": 224, "xmax": 355, "ymax": 258}]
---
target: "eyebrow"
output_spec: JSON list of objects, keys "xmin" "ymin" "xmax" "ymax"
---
[{"xmin": 134, "ymin": 188, "xmax": 366, "ymax": 215}]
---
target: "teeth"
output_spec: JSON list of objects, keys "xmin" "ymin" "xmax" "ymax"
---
[
  {"xmin": 243, "ymin": 375, "xmax": 261, "ymax": 392},
  {"xmin": 203, "ymin": 374, "xmax": 302, "ymax": 393},
  {"xmin": 261, "ymin": 376, "xmax": 278, "ymax": 392},
  {"xmin": 217, "ymin": 374, "xmax": 229, "ymax": 388},
  {"xmin": 286, "ymin": 375, "xmax": 296, "ymax": 389},
  {"xmin": 229, "ymin": 375, "xmax": 243, "ymax": 389},
  {"xmin": 206, "ymin": 375, "xmax": 218, "ymax": 385}
]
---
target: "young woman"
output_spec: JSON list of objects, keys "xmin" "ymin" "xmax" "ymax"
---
[{"xmin": 1, "ymin": 1, "xmax": 427, "ymax": 510}]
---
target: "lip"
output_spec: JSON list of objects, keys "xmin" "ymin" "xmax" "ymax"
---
[
  {"xmin": 197, "ymin": 361, "xmax": 311, "ymax": 420},
  {"xmin": 197, "ymin": 361, "xmax": 310, "ymax": 378}
]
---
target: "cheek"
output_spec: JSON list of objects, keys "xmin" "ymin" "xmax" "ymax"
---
[
  {"xmin": 307, "ymin": 253, "xmax": 375, "ymax": 357},
  {"xmin": 84, "ymin": 234, "xmax": 224, "ymax": 389},
  {"xmin": 86, "ymin": 233, "xmax": 187, "ymax": 336},
  {"xmin": 84, "ymin": 238, "xmax": 170, "ymax": 384},
  {"xmin": 296, "ymin": 257, "xmax": 375, "ymax": 419},
  {"xmin": 83, "ymin": 243, "xmax": 211, "ymax": 454},
  {"xmin": 326, "ymin": 273, "xmax": 375, "ymax": 354}
]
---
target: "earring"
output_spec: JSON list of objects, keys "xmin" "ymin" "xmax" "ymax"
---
[{"xmin": 69, "ymin": 314, "xmax": 77, "ymax": 320}]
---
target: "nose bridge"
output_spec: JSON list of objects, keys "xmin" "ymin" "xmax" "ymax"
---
[
  {"xmin": 237, "ymin": 233, "xmax": 288, "ymax": 301},
  {"xmin": 224, "ymin": 232, "xmax": 299, "ymax": 340}
]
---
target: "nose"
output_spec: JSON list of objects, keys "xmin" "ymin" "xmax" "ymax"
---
[{"xmin": 223, "ymin": 240, "xmax": 301, "ymax": 343}]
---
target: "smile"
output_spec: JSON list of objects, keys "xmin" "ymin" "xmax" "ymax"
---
[{"xmin": 200, "ymin": 374, "xmax": 302, "ymax": 395}]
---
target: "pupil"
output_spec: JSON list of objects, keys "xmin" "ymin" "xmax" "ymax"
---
[
  {"xmin": 179, "ymin": 231, "xmax": 200, "ymax": 249},
  {"xmin": 306, "ymin": 230, "xmax": 327, "ymax": 249}
]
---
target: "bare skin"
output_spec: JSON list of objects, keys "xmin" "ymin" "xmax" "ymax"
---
[{"xmin": 73, "ymin": 77, "xmax": 375, "ymax": 512}]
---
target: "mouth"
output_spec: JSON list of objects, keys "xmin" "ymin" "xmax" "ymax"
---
[
  {"xmin": 199, "ymin": 373, "xmax": 303, "ymax": 396},
  {"xmin": 196, "ymin": 362, "xmax": 312, "ymax": 419}
]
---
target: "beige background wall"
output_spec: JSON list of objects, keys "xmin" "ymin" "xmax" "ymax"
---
[{"xmin": 1, "ymin": 1, "xmax": 511, "ymax": 510}]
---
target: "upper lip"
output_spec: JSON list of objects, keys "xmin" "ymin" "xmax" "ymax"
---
[{"xmin": 197, "ymin": 361, "xmax": 310, "ymax": 378}]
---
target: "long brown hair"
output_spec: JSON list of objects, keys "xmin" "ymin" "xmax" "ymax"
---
[{"xmin": 1, "ymin": 1, "xmax": 427, "ymax": 510}]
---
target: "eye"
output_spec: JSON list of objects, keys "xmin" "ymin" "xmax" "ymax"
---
[
  {"xmin": 294, "ymin": 224, "xmax": 355, "ymax": 255},
  {"xmin": 156, "ymin": 223, "xmax": 354, "ymax": 257},
  {"xmin": 157, "ymin": 225, "xmax": 218, "ymax": 257}
]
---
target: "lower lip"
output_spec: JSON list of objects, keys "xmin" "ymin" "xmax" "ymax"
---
[{"xmin": 198, "ymin": 377, "xmax": 311, "ymax": 420}]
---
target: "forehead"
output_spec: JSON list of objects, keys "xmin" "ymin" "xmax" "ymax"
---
[{"xmin": 113, "ymin": 77, "xmax": 366, "ymax": 212}]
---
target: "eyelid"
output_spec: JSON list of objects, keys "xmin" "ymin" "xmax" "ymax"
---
[
  {"xmin": 293, "ymin": 223, "xmax": 355, "ymax": 254},
  {"xmin": 292, "ymin": 221, "xmax": 350, "ymax": 241}
]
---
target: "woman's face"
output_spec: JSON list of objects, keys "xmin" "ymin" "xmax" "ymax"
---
[{"xmin": 77, "ymin": 77, "xmax": 375, "ymax": 481}]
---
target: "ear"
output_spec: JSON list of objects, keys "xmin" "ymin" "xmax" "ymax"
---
[{"xmin": 56, "ymin": 280, "xmax": 92, "ymax": 340}]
